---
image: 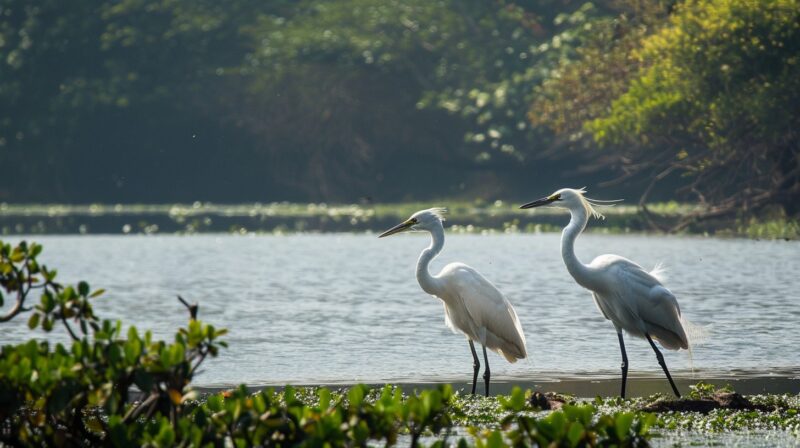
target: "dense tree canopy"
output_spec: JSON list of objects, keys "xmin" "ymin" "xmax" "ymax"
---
[
  {"xmin": 0, "ymin": 0, "xmax": 603, "ymax": 202},
  {"xmin": 534, "ymin": 0, "xmax": 800, "ymax": 225},
  {"xmin": 0, "ymin": 0, "xmax": 797, "ymax": 219}
]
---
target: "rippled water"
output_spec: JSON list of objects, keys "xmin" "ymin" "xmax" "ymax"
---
[{"xmin": 2, "ymin": 233, "xmax": 798, "ymax": 387}]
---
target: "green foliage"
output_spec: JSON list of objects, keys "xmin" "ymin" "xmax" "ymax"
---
[
  {"xmin": 103, "ymin": 384, "xmax": 456, "ymax": 447},
  {"xmin": 246, "ymin": 0, "xmax": 610, "ymax": 161},
  {"xmin": 0, "ymin": 0, "xmax": 626, "ymax": 204},
  {"xmin": 687, "ymin": 381, "xmax": 733, "ymax": 400},
  {"xmin": 472, "ymin": 387, "xmax": 655, "ymax": 447},
  {"xmin": 589, "ymin": 0, "xmax": 800, "ymax": 147},
  {"xmin": 0, "ymin": 239, "xmax": 227, "ymax": 445},
  {"xmin": 737, "ymin": 215, "xmax": 800, "ymax": 240},
  {"xmin": 1, "ymin": 0, "xmax": 797, "ymax": 212},
  {"xmin": 586, "ymin": 0, "xmax": 800, "ymax": 216},
  {"xmin": 589, "ymin": 384, "xmax": 800, "ymax": 437},
  {"xmin": 531, "ymin": 0, "xmax": 673, "ymax": 140},
  {"xmin": 0, "ymin": 0, "xmax": 274, "ymax": 203},
  {"xmin": 532, "ymin": 0, "xmax": 800, "ymax": 223}
]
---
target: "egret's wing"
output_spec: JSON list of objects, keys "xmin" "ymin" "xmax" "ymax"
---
[
  {"xmin": 442, "ymin": 264, "xmax": 527, "ymax": 362},
  {"xmin": 589, "ymin": 255, "xmax": 645, "ymax": 325},
  {"xmin": 612, "ymin": 261, "xmax": 688, "ymax": 350},
  {"xmin": 640, "ymin": 285, "xmax": 688, "ymax": 350}
]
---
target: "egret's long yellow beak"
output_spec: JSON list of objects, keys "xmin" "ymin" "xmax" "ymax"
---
[
  {"xmin": 378, "ymin": 220, "xmax": 414, "ymax": 238},
  {"xmin": 520, "ymin": 196, "xmax": 558, "ymax": 209}
]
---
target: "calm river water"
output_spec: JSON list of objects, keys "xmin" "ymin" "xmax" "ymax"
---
[{"xmin": 2, "ymin": 233, "xmax": 798, "ymax": 388}]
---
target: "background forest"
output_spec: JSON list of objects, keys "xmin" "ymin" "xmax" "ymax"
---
[{"xmin": 1, "ymin": 0, "xmax": 798, "ymax": 226}]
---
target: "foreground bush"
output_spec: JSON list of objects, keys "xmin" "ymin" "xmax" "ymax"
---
[{"xmin": 0, "ymin": 239, "xmax": 655, "ymax": 446}]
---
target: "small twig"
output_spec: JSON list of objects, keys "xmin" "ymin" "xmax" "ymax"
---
[
  {"xmin": 177, "ymin": 295, "xmax": 198, "ymax": 320},
  {"xmin": 0, "ymin": 298, "xmax": 27, "ymax": 322},
  {"xmin": 638, "ymin": 165, "xmax": 677, "ymax": 232},
  {"xmin": 0, "ymin": 263, "xmax": 27, "ymax": 323},
  {"xmin": 60, "ymin": 315, "xmax": 80, "ymax": 341},
  {"xmin": 123, "ymin": 392, "xmax": 159, "ymax": 423},
  {"xmin": 189, "ymin": 348, "xmax": 208, "ymax": 377}
]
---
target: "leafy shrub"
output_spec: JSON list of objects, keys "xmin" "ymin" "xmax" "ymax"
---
[
  {"xmin": 0, "ymin": 239, "xmax": 460, "ymax": 446},
  {"xmin": 472, "ymin": 387, "xmax": 655, "ymax": 447},
  {"xmin": 0, "ymin": 240, "xmax": 227, "ymax": 445}
]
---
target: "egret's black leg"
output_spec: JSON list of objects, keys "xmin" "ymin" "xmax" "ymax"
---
[
  {"xmin": 482, "ymin": 345, "xmax": 491, "ymax": 397},
  {"xmin": 645, "ymin": 333, "xmax": 681, "ymax": 397},
  {"xmin": 617, "ymin": 331, "xmax": 629, "ymax": 398},
  {"xmin": 468, "ymin": 341, "xmax": 480, "ymax": 395}
]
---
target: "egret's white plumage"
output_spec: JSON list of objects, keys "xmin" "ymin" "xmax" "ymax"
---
[
  {"xmin": 436, "ymin": 262, "xmax": 528, "ymax": 362},
  {"xmin": 379, "ymin": 208, "xmax": 527, "ymax": 395},
  {"xmin": 521, "ymin": 188, "xmax": 688, "ymax": 397}
]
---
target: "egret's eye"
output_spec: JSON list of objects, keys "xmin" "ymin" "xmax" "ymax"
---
[
  {"xmin": 410, "ymin": 218, "xmax": 418, "ymax": 224},
  {"xmin": 551, "ymin": 193, "xmax": 562, "ymax": 201}
]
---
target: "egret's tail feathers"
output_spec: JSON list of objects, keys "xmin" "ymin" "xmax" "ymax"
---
[
  {"xmin": 498, "ymin": 347, "xmax": 526, "ymax": 363},
  {"xmin": 488, "ymin": 333, "xmax": 527, "ymax": 363},
  {"xmin": 681, "ymin": 317, "xmax": 708, "ymax": 376},
  {"xmin": 681, "ymin": 316, "xmax": 710, "ymax": 348}
]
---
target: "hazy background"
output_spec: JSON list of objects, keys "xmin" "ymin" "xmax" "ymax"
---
[{"xmin": 1, "ymin": 0, "xmax": 797, "ymax": 222}]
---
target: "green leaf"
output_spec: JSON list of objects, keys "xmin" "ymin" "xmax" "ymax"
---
[
  {"xmin": 485, "ymin": 430, "xmax": 505, "ymax": 448},
  {"xmin": 78, "ymin": 281, "xmax": 90, "ymax": 296},
  {"xmin": 155, "ymin": 419, "xmax": 176, "ymax": 446},
  {"xmin": 318, "ymin": 388, "xmax": 331, "ymax": 410},
  {"xmin": 348, "ymin": 385, "xmax": 365, "ymax": 408},
  {"xmin": 30, "ymin": 243, "xmax": 42, "ymax": 257},
  {"xmin": 90, "ymin": 288, "xmax": 105, "ymax": 298},
  {"xmin": 41, "ymin": 291, "xmax": 55, "ymax": 312},
  {"xmin": 567, "ymin": 422, "xmax": 585, "ymax": 447},
  {"xmin": 615, "ymin": 412, "xmax": 634, "ymax": 439},
  {"xmin": 28, "ymin": 313, "xmax": 40, "ymax": 329},
  {"xmin": 507, "ymin": 386, "xmax": 525, "ymax": 411}
]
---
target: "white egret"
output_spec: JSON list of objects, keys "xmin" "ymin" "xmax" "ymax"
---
[
  {"xmin": 520, "ymin": 188, "xmax": 687, "ymax": 398},
  {"xmin": 379, "ymin": 208, "xmax": 527, "ymax": 396}
]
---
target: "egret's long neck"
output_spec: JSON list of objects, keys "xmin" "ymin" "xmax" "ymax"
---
[
  {"xmin": 417, "ymin": 223, "xmax": 444, "ymax": 295},
  {"xmin": 561, "ymin": 204, "xmax": 594, "ymax": 289}
]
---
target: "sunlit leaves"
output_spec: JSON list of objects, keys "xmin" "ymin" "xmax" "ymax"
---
[
  {"xmin": 589, "ymin": 0, "xmax": 800, "ymax": 148},
  {"xmin": 533, "ymin": 0, "xmax": 800, "ymax": 217}
]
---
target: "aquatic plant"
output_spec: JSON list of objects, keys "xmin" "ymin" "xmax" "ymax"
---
[{"xmin": 469, "ymin": 387, "xmax": 655, "ymax": 447}]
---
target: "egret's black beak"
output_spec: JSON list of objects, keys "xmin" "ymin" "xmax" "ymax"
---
[
  {"xmin": 519, "ymin": 196, "xmax": 557, "ymax": 209},
  {"xmin": 378, "ymin": 220, "xmax": 414, "ymax": 238}
]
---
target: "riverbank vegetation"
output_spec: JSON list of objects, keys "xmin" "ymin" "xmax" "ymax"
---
[
  {"xmin": 2, "ymin": 239, "xmax": 799, "ymax": 446},
  {"xmin": 1, "ymin": 0, "xmax": 797, "ymax": 232},
  {"xmin": 1, "ymin": 201, "xmax": 797, "ymax": 239}
]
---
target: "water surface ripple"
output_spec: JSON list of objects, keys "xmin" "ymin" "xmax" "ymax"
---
[{"xmin": 2, "ymin": 234, "xmax": 798, "ymax": 387}]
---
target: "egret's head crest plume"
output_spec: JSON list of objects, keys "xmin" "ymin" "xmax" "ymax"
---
[
  {"xmin": 410, "ymin": 207, "xmax": 447, "ymax": 225},
  {"xmin": 423, "ymin": 207, "xmax": 447, "ymax": 221},
  {"xmin": 571, "ymin": 188, "xmax": 624, "ymax": 220},
  {"xmin": 520, "ymin": 187, "xmax": 622, "ymax": 217}
]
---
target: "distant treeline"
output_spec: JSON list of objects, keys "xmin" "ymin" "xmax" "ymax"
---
[{"xmin": 1, "ymin": 0, "xmax": 797, "ymax": 226}]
